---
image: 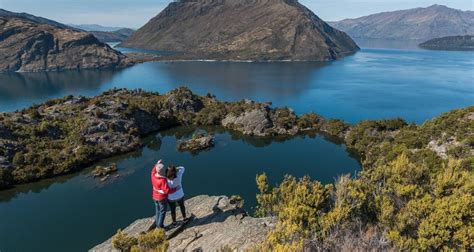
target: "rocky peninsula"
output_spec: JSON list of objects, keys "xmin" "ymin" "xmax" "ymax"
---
[
  {"xmin": 0, "ymin": 87, "xmax": 337, "ymax": 189},
  {"xmin": 0, "ymin": 10, "xmax": 131, "ymax": 72},
  {"xmin": 120, "ymin": 0, "xmax": 359, "ymax": 61},
  {"xmin": 1, "ymin": 87, "xmax": 472, "ymax": 192}
]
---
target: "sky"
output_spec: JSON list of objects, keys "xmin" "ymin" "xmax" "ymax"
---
[{"xmin": 1, "ymin": 0, "xmax": 473, "ymax": 28}]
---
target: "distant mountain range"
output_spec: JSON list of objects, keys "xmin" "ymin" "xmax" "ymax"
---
[
  {"xmin": 120, "ymin": 0, "xmax": 359, "ymax": 61},
  {"xmin": 329, "ymin": 5, "xmax": 474, "ymax": 41},
  {"xmin": 68, "ymin": 24, "xmax": 131, "ymax": 32},
  {"xmin": 67, "ymin": 24, "xmax": 135, "ymax": 42},
  {"xmin": 90, "ymin": 28, "xmax": 135, "ymax": 43}
]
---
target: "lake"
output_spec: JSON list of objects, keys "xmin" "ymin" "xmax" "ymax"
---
[
  {"xmin": 0, "ymin": 45, "xmax": 472, "ymax": 251},
  {"xmin": 1, "ymin": 46, "xmax": 472, "ymax": 123},
  {"xmin": 0, "ymin": 127, "xmax": 360, "ymax": 251}
]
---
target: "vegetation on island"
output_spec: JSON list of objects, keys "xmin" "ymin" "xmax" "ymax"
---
[
  {"xmin": 0, "ymin": 87, "xmax": 369, "ymax": 189},
  {"xmin": 254, "ymin": 106, "xmax": 474, "ymax": 251}
]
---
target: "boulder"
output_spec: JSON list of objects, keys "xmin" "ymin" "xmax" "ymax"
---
[
  {"xmin": 91, "ymin": 164, "xmax": 118, "ymax": 178},
  {"xmin": 177, "ymin": 134, "xmax": 215, "ymax": 153},
  {"xmin": 222, "ymin": 109, "xmax": 273, "ymax": 137}
]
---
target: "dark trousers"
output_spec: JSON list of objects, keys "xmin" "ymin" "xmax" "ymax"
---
[
  {"xmin": 154, "ymin": 199, "xmax": 168, "ymax": 229},
  {"xmin": 169, "ymin": 197, "xmax": 186, "ymax": 222}
]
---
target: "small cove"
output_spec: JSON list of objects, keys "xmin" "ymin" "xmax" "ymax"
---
[{"xmin": 0, "ymin": 127, "xmax": 360, "ymax": 251}]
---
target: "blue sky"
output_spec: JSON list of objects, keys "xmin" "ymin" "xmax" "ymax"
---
[{"xmin": 1, "ymin": 0, "xmax": 473, "ymax": 28}]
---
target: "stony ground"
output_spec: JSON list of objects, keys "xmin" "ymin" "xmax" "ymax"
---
[{"xmin": 90, "ymin": 195, "xmax": 275, "ymax": 252}]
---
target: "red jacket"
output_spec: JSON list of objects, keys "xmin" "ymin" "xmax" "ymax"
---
[{"xmin": 151, "ymin": 165, "xmax": 177, "ymax": 201}]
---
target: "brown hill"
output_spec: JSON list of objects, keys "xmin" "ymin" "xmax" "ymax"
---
[
  {"xmin": 0, "ymin": 10, "xmax": 131, "ymax": 72},
  {"xmin": 120, "ymin": 0, "xmax": 359, "ymax": 61}
]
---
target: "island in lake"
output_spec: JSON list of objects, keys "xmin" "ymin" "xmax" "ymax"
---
[{"xmin": 419, "ymin": 35, "xmax": 474, "ymax": 51}]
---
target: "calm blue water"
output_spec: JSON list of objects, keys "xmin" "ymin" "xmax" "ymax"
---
[
  {"xmin": 1, "ymin": 47, "xmax": 472, "ymax": 123},
  {"xmin": 0, "ymin": 128, "xmax": 359, "ymax": 251},
  {"xmin": 0, "ymin": 46, "xmax": 472, "ymax": 251}
]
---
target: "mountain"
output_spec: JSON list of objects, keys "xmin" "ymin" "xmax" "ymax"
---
[
  {"xmin": 329, "ymin": 5, "xmax": 474, "ymax": 40},
  {"xmin": 0, "ymin": 10, "xmax": 131, "ymax": 72},
  {"xmin": 90, "ymin": 28, "xmax": 135, "ymax": 43},
  {"xmin": 120, "ymin": 0, "xmax": 359, "ymax": 61},
  {"xmin": 68, "ymin": 24, "xmax": 129, "ymax": 32},
  {"xmin": 419, "ymin": 35, "xmax": 474, "ymax": 51}
]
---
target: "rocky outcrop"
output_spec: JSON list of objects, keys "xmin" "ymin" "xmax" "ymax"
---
[
  {"xmin": 91, "ymin": 164, "xmax": 118, "ymax": 177},
  {"xmin": 0, "ymin": 10, "xmax": 132, "ymax": 72},
  {"xmin": 329, "ymin": 5, "xmax": 474, "ymax": 41},
  {"xmin": 2, "ymin": 87, "xmax": 472, "ymax": 189},
  {"xmin": 177, "ymin": 134, "xmax": 215, "ymax": 153},
  {"xmin": 0, "ymin": 87, "xmax": 311, "ymax": 188},
  {"xmin": 120, "ymin": 0, "xmax": 359, "ymax": 61},
  {"xmin": 419, "ymin": 35, "xmax": 474, "ymax": 51},
  {"xmin": 90, "ymin": 195, "xmax": 275, "ymax": 252}
]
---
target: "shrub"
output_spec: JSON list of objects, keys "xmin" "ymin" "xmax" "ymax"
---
[
  {"xmin": 112, "ymin": 229, "xmax": 168, "ymax": 252},
  {"xmin": 112, "ymin": 230, "xmax": 138, "ymax": 252}
]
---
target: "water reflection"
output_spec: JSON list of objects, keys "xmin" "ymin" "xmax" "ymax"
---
[
  {"xmin": 354, "ymin": 38, "xmax": 425, "ymax": 50},
  {"xmin": 0, "ymin": 69, "xmax": 121, "ymax": 111},
  {"xmin": 0, "ymin": 127, "xmax": 360, "ymax": 252},
  {"xmin": 0, "ymin": 127, "xmax": 356, "ymax": 203},
  {"xmin": 0, "ymin": 47, "xmax": 472, "ymax": 123},
  {"xmin": 151, "ymin": 61, "xmax": 328, "ymax": 100}
]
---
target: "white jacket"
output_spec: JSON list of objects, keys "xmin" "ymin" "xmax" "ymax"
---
[{"xmin": 167, "ymin": 166, "xmax": 185, "ymax": 201}]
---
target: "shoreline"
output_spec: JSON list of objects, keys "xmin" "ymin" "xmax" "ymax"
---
[{"xmin": 1, "ymin": 87, "xmax": 472, "ymax": 190}]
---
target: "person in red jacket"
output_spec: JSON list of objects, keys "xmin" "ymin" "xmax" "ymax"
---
[{"xmin": 151, "ymin": 159, "xmax": 178, "ymax": 229}]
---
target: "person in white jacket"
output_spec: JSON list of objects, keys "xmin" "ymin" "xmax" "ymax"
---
[{"xmin": 166, "ymin": 165, "xmax": 187, "ymax": 225}]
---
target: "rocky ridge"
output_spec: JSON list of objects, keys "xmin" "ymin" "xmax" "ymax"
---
[
  {"xmin": 91, "ymin": 195, "xmax": 275, "ymax": 251},
  {"xmin": 0, "ymin": 10, "xmax": 132, "ymax": 72},
  {"xmin": 120, "ymin": 0, "xmax": 359, "ymax": 61}
]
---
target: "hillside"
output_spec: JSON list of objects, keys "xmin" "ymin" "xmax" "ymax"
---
[
  {"xmin": 419, "ymin": 35, "xmax": 474, "ymax": 50},
  {"xmin": 329, "ymin": 5, "xmax": 474, "ymax": 40},
  {"xmin": 0, "ymin": 8, "xmax": 75, "ymax": 30},
  {"xmin": 0, "ymin": 10, "xmax": 131, "ymax": 72},
  {"xmin": 120, "ymin": 0, "xmax": 359, "ymax": 61}
]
